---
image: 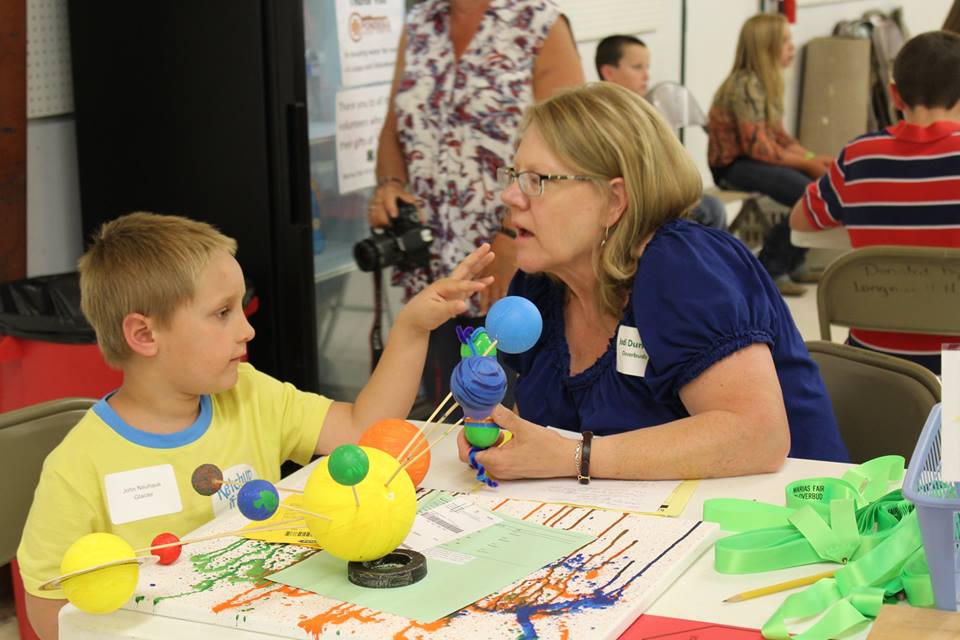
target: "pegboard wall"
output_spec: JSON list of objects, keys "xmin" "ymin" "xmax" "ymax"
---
[{"xmin": 27, "ymin": 0, "xmax": 73, "ymax": 118}]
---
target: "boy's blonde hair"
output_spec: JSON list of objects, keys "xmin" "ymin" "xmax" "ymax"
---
[
  {"xmin": 78, "ymin": 212, "xmax": 237, "ymax": 366},
  {"xmin": 715, "ymin": 13, "xmax": 788, "ymax": 124},
  {"xmin": 522, "ymin": 82, "xmax": 702, "ymax": 317}
]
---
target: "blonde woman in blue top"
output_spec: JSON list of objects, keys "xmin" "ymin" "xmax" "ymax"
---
[{"xmin": 457, "ymin": 83, "xmax": 848, "ymax": 481}]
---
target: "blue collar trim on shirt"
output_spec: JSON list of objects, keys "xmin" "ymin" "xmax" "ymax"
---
[{"xmin": 93, "ymin": 393, "xmax": 212, "ymax": 449}]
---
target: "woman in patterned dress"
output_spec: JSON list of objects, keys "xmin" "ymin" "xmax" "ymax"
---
[{"xmin": 369, "ymin": 0, "xmax": 583, "ymax": 405}]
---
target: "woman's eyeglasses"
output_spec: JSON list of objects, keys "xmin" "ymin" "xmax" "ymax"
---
[{"xmin": 496, "ymin": 166, "xmax": 593, "ymax": 197}]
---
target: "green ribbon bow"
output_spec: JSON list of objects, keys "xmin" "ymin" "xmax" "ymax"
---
[{"xmin": 703, "ymin": 455, "xmax": 934, "ymax": 639}]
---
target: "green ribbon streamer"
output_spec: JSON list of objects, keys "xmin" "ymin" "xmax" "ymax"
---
[{"xmin": 703, "ymin": 455, "xmax": 933, "ymax": 639}]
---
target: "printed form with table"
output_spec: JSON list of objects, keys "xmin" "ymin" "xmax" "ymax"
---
[{"xmin": 59, "ymin": 419, "xmax": 944, "ymax": 640}]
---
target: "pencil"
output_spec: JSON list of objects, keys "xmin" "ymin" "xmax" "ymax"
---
[{"xmin": 723, "ymin": 569, "xmax": 836, "ymax": 603}]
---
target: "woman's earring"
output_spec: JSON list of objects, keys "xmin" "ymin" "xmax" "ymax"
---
[{"xmin": 600, "ymin": 226, "xmax": 609, "ymax": 248}]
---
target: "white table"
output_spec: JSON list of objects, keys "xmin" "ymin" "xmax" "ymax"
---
[
  {"xmin": 791, "ymin": 227, "xmax": 852, "ymax": 250},
  {"xmin": 60, "ymin": 433, "xmax": 864, "ymax": 639}
]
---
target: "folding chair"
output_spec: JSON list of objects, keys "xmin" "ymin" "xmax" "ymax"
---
[
  {"xmin": 817, "ymin": 246, "xmax": 960, "ymax": 341},
  {"xmin": 1, "ymin": 398, "xmax": 93, "ymax": 640},
  {"xmin": 646, "ymin": 81, "xmax": 767, "ymax": 245},
  {"xmin": 807, "ymin": 340, "xmax": 940, "ymax": 463}
]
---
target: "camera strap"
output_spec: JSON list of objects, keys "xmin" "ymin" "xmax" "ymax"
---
[{"xmin": 370, "ymin": 265, "xmax": 385, "ymax": 371}]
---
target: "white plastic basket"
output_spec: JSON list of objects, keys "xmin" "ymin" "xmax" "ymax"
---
[{"xmin": 902, "ymin": 404, "xmax": 960, "ymax": 610}]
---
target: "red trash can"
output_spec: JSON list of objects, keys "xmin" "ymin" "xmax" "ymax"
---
[
  {"xmin": 0, "ymin": 273, "xmax": 121, "ymax": 412},
  {"xmin": 0, "ymin": 273, "xmax": 258, "ymax": 412}
]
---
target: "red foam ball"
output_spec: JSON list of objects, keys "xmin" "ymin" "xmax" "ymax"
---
[{"xmin": 151, "ymin": 532, "xmax": 182, "ymax": 565}]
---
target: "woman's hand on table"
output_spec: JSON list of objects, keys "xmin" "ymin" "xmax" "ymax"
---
[{"xmin": 456, "ymin": 405, "xmax": 578, "ymax": 480}]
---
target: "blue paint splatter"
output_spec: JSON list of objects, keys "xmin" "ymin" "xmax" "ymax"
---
[{"xmin": 479, "ymin": 521, "xmax": 705, "ymax": 639}]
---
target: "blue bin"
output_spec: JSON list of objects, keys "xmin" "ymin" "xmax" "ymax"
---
[{"xmin": 903, "ymin": 404, "xmax": 960, "ymax": 611}]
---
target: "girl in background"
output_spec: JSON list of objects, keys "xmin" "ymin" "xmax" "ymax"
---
[{"xmin": 708, "ymin": 13, "xmax": 831, "ymax": 296}]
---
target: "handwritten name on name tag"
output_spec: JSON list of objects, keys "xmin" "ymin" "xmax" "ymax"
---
[
  {"xmin": 616, "ymin": 325, "xmax": 649, "ymax": 377},
  {"xmin": 104, "ymin": 464, "xmax": 183, "ymax": 525}
]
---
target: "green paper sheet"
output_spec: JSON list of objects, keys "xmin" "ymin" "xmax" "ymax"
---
[{"xmin": 266, "ymin": 491, "xmax": 595, "ymax": 622}]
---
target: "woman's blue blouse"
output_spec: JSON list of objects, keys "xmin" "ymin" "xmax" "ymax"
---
[{"xmin": 500, "ymin": 219, "xmax": 849, "ymax": 462}]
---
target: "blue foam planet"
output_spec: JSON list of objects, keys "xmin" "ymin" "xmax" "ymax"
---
[
  {"xmin": 486, "ymin": 296, "xmax": 542, "ymax": 354},
  {"xmin": 450, "ymin": 356, "xmax": 507, "ymax": 420},
  {"xmin": 237, "ymin": 479, "xmax": 280, "ymax": 521}
]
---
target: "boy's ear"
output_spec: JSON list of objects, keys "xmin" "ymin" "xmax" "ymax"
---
[
  {"xmin": 122, "ymin": 313, "xmax": 159, "ymax": 357},
  {"xmin": 889, "ymin": 82, "xmax": 907, "ymax": 112},
  {"xmin": 599, "ymin": 63, "xmax": 616, "ymax": 82}
]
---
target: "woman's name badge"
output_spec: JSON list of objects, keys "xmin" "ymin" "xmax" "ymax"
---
[
  {"xmin": 616, "ymin": 326, "xmax": 649, "ymax": 377},
  {"xmin": 104, "ymin": 464, "xmax": 183, "ymax": 525}
]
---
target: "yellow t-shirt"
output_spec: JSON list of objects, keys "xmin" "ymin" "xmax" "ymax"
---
[{"xmin": 17, "ymin": 363, "xmax": 331, "ymax": 598}]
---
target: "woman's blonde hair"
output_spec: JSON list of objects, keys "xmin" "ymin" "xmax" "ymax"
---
[
  {"xmin": 715, "ymin": 13, "xmax": 788, "ymax": 123},
  {"xmin": 522, "ymin": 82, "xmax": 702, "ymax": 317},
  {"xmin": 77, "ymin": 212, "xmax": 237, "ymax": 366}
]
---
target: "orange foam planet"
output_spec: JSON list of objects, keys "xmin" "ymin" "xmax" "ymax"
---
[{"xmin": 358, "ymin": 418, "xmax": 430, "ymax": 486}]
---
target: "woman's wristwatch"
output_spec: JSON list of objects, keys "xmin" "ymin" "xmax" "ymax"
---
[{"xmin": 574, "ymin": 431, "xmax": 593, "ymax": 484}]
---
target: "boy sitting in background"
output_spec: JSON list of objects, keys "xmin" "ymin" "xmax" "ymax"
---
[
  {"xmin": 18, "ymin": 212, "xmax": 494, "ymax": 638},
  {"xmin": 790, "ymin": 31, "xmax": 960, "ymax": 373},
  {"xmin": 595, "ymin": 34, "xmax": 727, "ymax": 230}
]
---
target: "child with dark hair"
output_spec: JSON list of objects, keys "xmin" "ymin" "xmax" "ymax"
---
[
  {"xmin": 791, "ymin": 30, "xmax": 960, "ymax": 373},
  {"xmin": 596, "ymin": 35, "xmax": 727, "ymax": 230}
]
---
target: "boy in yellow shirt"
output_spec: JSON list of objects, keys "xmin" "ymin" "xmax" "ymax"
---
[{"xmin": 17, "ymin": 211, "xmax": 494, "ymax": 638}]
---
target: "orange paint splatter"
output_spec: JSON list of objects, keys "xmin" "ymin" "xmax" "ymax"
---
[
  {"xmin": 392, "ymin": 617, "xmax": 453, "ymax": 639},
  {"xmin": 298, "ymin": 602, "xmax": 383, "ymax": 639},
  {"xmin": 522, "ymin": 502, "xmax": 546, "ymax": 520},
  {"xmin": 211, "ymin": 583, "xmax": 312, "ymax": 613}
]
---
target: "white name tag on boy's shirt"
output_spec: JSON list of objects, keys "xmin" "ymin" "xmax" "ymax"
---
[
  {"xmin": 616, "ymin": 325, "xmax": 649, "ymax": 377},
  {"xmin": 104, "ymin": 464, "xmax": 183, "ymax": 525}
]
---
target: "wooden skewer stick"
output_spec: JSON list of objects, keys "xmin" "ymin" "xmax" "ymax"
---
[
  {"xmin": 407, "ymin": 402, "xmax": 461, "ymax": 461},
  {"xmin": 275, "ymin": 485, "xmax": 304, "ymax": 494},
  {"xmin": 214, "ymin": 479, "xmax": 303, "ymax": 494},
  {"xmin": 132, "ymin": 517, "xmax": 308, "ymax": 554},
  {"xmin": 395, "ymin": 393, "xmax": 454, "ymax": 464},
  {"xmin": 723, "ymin": 569, "xmax": 836, "ymax": 603},
  {"xmin": 395, "ymin": 339, "xmax": 501, "ymax": 470},
  {"xmin": 279, "ymin": 504, "xmax": 333, "ymax": 521},
  {"xmin": 352, "ymin": 486, "xmax": 360, "ymax": 507},
  {"xmin": 385, "ymin": 417, "xmax": 466, "ymax": 486}
]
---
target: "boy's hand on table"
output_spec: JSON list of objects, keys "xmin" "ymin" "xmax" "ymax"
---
[{"xmin": 399, "ymin": 243, "xmax": 495, "ymax": 333}]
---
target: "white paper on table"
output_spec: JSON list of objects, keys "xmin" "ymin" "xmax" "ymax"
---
[
  {"xmin": 467, "ymin": 477, "xmax": 678, "ymax": 514},
  {"xmin": 401, "ymin": 496, "xmax": 501, "ymax": 551},
  {"xmin": 941, "ymin": 346, "xmax": 960, "ymax": 481},
  {"xmin": 424, "ymin": 426, "xmax": 679, "ymax": 513}
]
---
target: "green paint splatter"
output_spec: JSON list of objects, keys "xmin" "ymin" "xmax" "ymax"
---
[
  {"xmin": 134, "ymin": 596, "xmax": 145, "ymax": 604},
  {"xmin": 151, "ymin": 538, "xmax": 314, "ymax": 606}
]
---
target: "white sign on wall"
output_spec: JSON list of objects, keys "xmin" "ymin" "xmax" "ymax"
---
[
  {"xmin": 557, "ymin": 0, "xmax": 661, "ymax": 41},
  {"xmin": 334, "ymin": 0, "xmax": 405, "ymax": 88},
  {"xmin": 335, "ymin": 83, "xmax": 391, "ymax": 194}
]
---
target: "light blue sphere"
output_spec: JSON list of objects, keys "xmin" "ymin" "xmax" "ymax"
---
[{"xmin": 486, "ymin": 296, "xmax": 542, "ymax": 354}]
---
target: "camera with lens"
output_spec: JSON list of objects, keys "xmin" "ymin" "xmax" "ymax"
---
[{"xmin": 354, "ymin": 201, "xmax": 434, "ymax": 272}]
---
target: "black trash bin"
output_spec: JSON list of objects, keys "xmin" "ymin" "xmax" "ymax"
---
[{"xmin": 0, "ymin": 273, "xmax": 257, "ymax": 412}]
